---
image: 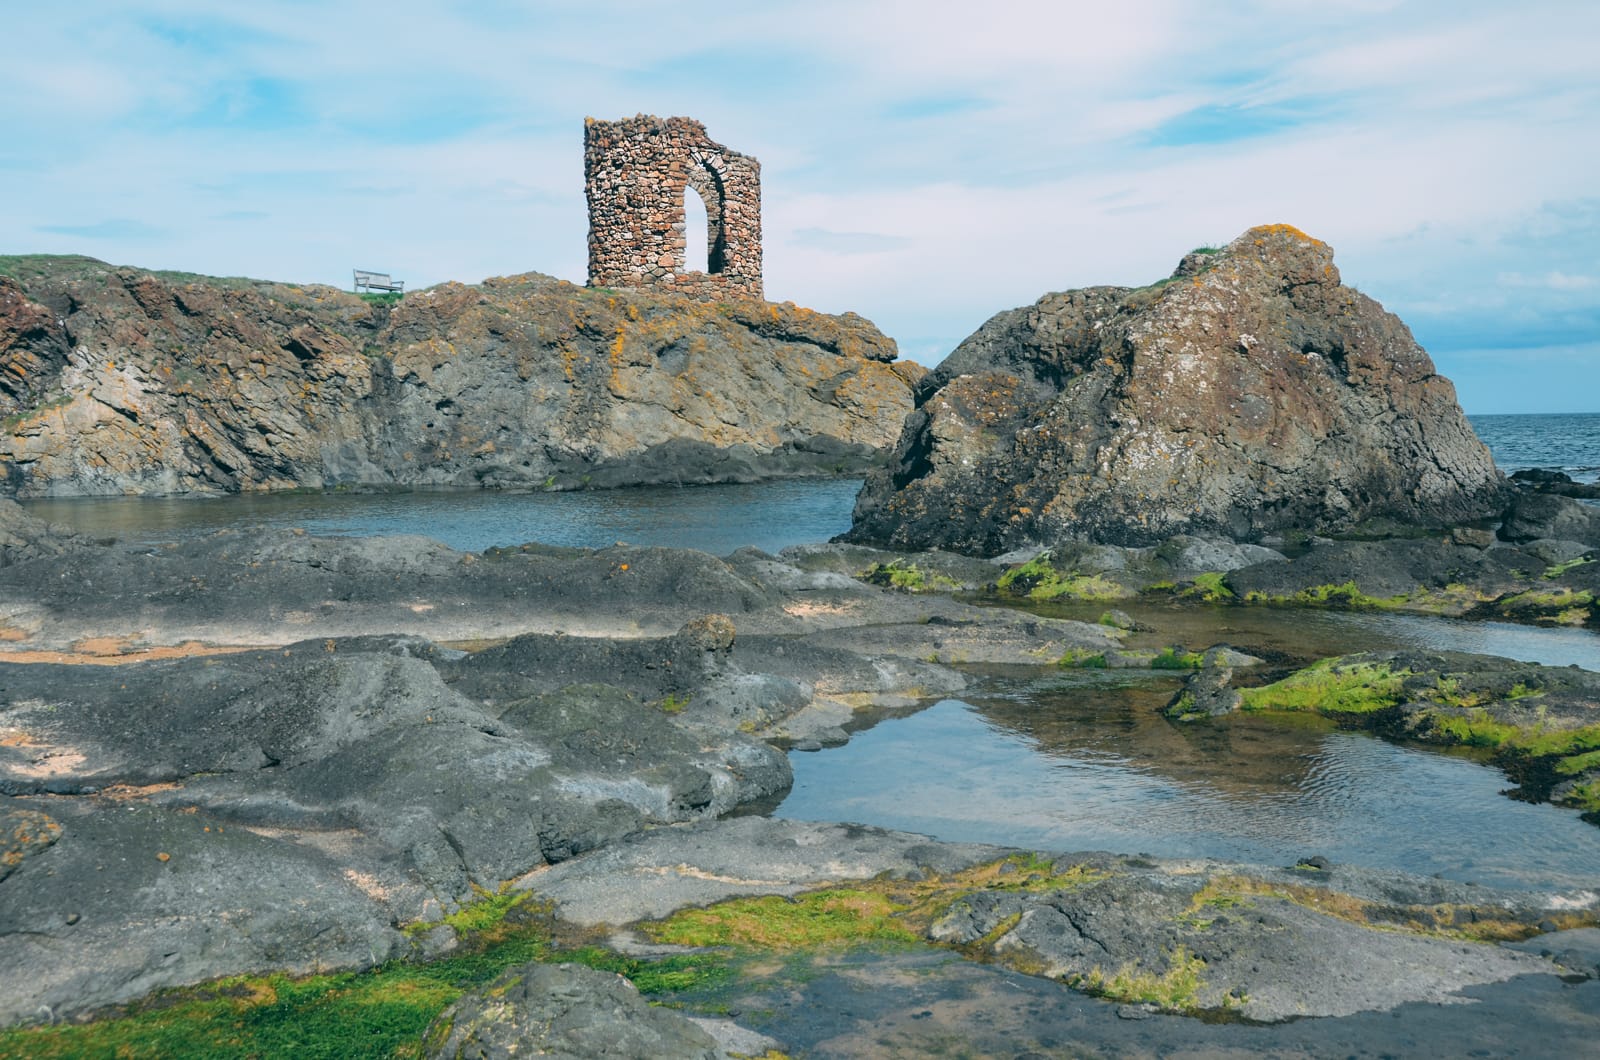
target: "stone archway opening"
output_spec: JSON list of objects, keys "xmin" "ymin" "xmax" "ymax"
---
[{"xmin": 683, "ymin": 184, "xmax": 710, "ymax": 275}]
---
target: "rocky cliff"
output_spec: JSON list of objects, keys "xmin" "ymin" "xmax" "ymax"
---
[
  {"xmin": 0, "ymin": 256, "xmax": 921, "ymax": 496},
  {"xmin": 847, "ymin": 225, "xmax": 1506, "ymax": 553}
]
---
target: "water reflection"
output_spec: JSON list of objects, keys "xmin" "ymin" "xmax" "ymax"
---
[
  {"xmin": 20, "ymin": 478, "xmax": 865, "ymax": 556},
  {"xmin": 1006, "ymin": 598, "xmax": 1600, "ymax": 671},
  {"xmin": 777, "ymin": 673, "xmax": 1600, "ymax": 891}
]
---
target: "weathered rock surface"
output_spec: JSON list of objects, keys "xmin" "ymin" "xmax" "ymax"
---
[
  {"xmin": 847, "ymin": 224, "xmax": 1507, "ymax": 552},
  {"xmin": 527, "ymin": 818, "xmax": 1593, "ymax": 1025},
  {"xmin": 0, "ymin": 624, "xmax": 826, "ymax": 1023},
  {"xmin": 424, "ymin": 962, "xmax": 721, "ymax": 1060},
  {"xmin": 0, "ymin": 258, "xmax": 920, "ymax": 496}
]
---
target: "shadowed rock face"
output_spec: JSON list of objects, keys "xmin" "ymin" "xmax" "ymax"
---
[
  {"xmin": 0, "ymin": 261, "xmax": 919, "ymax": 497},
  {"xmin": 847, "ymin": 225, "xmax": 1507, "ymax": 553}
]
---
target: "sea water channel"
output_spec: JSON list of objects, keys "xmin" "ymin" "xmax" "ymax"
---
[{"xmin": 21, "ymin": 448, "xmax": 1600, "ymax": 895}]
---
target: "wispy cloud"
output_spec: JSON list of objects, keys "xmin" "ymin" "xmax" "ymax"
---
[
  {"xmin": 1, "ymin": 1, "xmax": 1596, "ymax": 411},
  {"xmin": 37, "ymin": 219, "xmax": 167, "ymax": 240}
]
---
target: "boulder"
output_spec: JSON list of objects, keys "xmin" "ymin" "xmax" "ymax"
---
[
  {"xmin": 1498, "ymin": 492, "xmax": 1600, "ymax": 547},
  {"xmin": 846, "ymin": 225, "xmax": 1507, "ymax": 553},
  {"xmin": 424, "ymin": 962, "xmax": 720, "ymax": 1060}
]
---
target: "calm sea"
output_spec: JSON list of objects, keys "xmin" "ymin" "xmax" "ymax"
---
[
  {"xmin": 1471, "ymin": 412, "xmax": 1600, "ymax": 484},
  {"xmin": 17, "ymin": 413, "xmax": 1598, "ymax": 552}
]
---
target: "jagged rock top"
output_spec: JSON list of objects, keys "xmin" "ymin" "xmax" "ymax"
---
[
  {"xmin": 0, "ymin": 258, "xmax": 918, "ymax": 497},
  {"xmin": 847, "ymin": 224, "xmax": 1506, "ymax": 552}
]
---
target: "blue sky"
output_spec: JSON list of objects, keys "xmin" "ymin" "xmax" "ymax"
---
[{"xmin": 3, "ymin": 1, "xmax": 1596, "ymax": 413}]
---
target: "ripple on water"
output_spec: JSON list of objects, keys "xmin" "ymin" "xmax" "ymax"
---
[{"xmin": 777, "ymin": 691, "xmax": 1600, "ymax": 892}]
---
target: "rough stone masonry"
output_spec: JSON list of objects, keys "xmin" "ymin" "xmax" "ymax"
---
[{"xmin": 584, "ymin": 114, "xmax": 763, "ymax": 299}]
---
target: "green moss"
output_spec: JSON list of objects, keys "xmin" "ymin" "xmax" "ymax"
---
[
  {"xmin": 358, "ymin": 291, "xmax": 405, "ymax": 305},
  {"xmin": 645, "ymin": 889, "xmax": 918, "ymax": 950},
  {"xmin": 1151, "ymin": 647, "xmax": 1205, "ymax": 670},
  {"xmin": 1237, "ymin": 658, "xmax": 1409, "ymax": 715},
  {"xmin": 658, "ymin": 692, "xmax": 691, "ymax": 714},
  {"xmin": 1544, "ymin": 557, "xmax": 1596, "ymax": 579},
  {"xmin": 1290, "ymin": 581, "xmax": 1411, "ymax": 609},
  {"xmin": 1058, "ymin": 649, "xmax": 1108, "ymax": 669},
  {"xmin": 1557, "ymin": 749, "xmax": 1600, "ymax": 775},
  {"xmin": 996, "ymin": 555, "xmax": 1131, "ymax": 602},
  {"xmin": 1070, "ymin": 946, "xmax": 1206, "ymax": 1010},
  {"xmin": 1498, "ymin": 587, "xmax": 1594, "ymax": 612},
  {"xmin": 1426, "ymin": 714, "xmax": 1600, "ymax": 759},
  {"xmin": 861, "ymin": 559, "xmax": 959, "ymax": 593},
  {"xmin": 0, "ymin": 892, "xmax": 721, "ymax": 1060},
  {"xmin": 1180, "ymin": 572, "xmax": 1234, "ymax": 602},
  {"xmin": 1562, "ymin": 778, "xmax": 1600, "ymax": 814}
]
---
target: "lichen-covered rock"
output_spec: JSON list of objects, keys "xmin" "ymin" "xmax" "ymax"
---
[
  {"xmin": 847, "ymin": 225, "xmax": 1506, "ymax": 553},
  {"xmin": 423, "ymin": 962, "xmax": 720, "ymax": 1060},
  {"xmin": 0, "ymin": 259, "xmax": 918, "ymax": 496}
]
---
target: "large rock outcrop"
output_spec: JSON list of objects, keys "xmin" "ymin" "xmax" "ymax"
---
[
  {"xmin": 0, "ymin": 258, "xmax": 921, "ymax": 496},
  {"xmin": 847, "ymin": 225, "xmax": 1506, "ymax": 552}
]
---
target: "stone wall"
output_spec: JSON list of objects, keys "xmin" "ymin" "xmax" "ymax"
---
[{"xmin": 584, "ymin": 115, "xmax": 763, "ymax": 300}]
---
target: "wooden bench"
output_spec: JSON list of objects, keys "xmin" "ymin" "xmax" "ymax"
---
[{"xmin": 353, "ymin": 269, "xmax": 404, "ymax": 293}]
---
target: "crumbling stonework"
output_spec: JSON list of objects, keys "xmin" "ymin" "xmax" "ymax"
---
[{"xmin": 585, "ymin": 115, "xmax": 762, "ymax": 300}]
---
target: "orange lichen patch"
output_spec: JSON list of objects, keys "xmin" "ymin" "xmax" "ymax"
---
[
  {"xmin": 0, "ymin": 626, "xmax": 28, "ymax": 643},
  {"xmin": 0, "ymin": 641, "xmax": 249, "ymax": 666},
  {"xmin": 2, "ymin": 807, "xmax": 63, "ymax": 871},
  {"xmin": 1247, "ymin": 223, "xmax": 1325, "ymax": 246},
  {"xmin": 72, "ymin": 636, "xmax": 135, "ymax": 656},
  {"xmin": 97, "ymin": 781, "xmax": 184, "ymax": 802}
]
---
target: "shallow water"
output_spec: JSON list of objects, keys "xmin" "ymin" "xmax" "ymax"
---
[
  {"xmin": 20, "ymin": 478, "xmax": 865, "ymax": 555},
  {"xmin": 776, "ymin": 674, "xmax": 1600, "ymax": 892},
  {"xmin": 1018, "ymin": 598, "xmax": 1600, "ymax": 670}
]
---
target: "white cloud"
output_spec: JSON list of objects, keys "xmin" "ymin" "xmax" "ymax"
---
[{"xmin": 1, "ymin": 1, "xmax": 1596, "ymax": 410}]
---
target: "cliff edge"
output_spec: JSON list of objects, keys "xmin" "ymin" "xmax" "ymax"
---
[{"xmin": 0, "ymin": 257, "xmax": 921, "ymax": 496}]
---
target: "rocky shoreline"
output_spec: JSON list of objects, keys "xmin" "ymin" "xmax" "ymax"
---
[
  {"xmin": 2, "ymin": 228, "xmax": 1597, "ymax": 1057},
  {"xmin": 0, "ymin": 494, "xmax": 1597, "ymax": 1057}
]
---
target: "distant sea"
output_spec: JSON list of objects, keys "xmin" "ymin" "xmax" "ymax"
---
[{"xmin": 1470, "ymin": 412, "xmax": 1600, "ymax": 485}]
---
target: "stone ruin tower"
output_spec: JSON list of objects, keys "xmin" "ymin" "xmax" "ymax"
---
[{"xmin": 584, "ymin": 115, "xmax": 763, "ymax": 300}]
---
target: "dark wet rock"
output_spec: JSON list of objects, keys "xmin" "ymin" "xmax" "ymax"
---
[
  {"xmin": 1223, "ymin": 536, "xmax": 1550, "ymax": 607},
  {"xmin": 1098, "ymin": 608, "xmax": 1142, "ymax": 631},
  {"xmin": 1512, "ymin": 469, "xmax": 1600, "ymax": 499},
  {"xmin": 1165, "ymin": 664, "xmax": 1242, "ymax": 720},
  {"xmin": 1506, "ymin": 928, "xmax": 1600, "ymax": 979},
  {"xmin": 0, "ymin": 499, "xmax": 81, "ymax": 568},
  {"xmin": 424, "ymin": 962, "xmax": 720, "ymax": 1060},
  {"xmin": 0, "ymin": 260, "xmax": 918, "ymax": 496},
  {"xmin": 1500, "ymin": 492, "xmax": 1600, "ymax": 546},
  {"xmin": 847, "ymin": 224, "xmax": 1506, "ymax": 553}
]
